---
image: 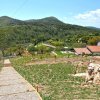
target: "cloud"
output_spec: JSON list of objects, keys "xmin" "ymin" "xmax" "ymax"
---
[{"xmin": 75, "ymin": 9, "xmax": 100, "ymax": 22}]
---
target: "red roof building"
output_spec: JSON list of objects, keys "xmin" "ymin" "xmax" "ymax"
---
[
  {"xmin": 87, "ymin": 46, "xmax": 100, "ymax": 53},
  {"xmin": 74, "ymin": 48, "xmax": 91, "ymax": 55}
]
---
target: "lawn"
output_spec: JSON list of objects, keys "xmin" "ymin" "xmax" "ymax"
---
[{"xmin": 11, "ymin": 57, "xmax": 100, "ymax": 100}]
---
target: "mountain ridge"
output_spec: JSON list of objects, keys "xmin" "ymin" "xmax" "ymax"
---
[
  {"xmin": 0, "ymin": 16, "xmax": 26, "ymax": 27},
  {"xmin": 0, "ymin": 16, "xmax": 99, "ymax": 29},
  {"xmin": 0, "ymin": 15, "xmax": 100, "ymax": 50},
  {"xmin": 0, "ymin": 16, "xmax": 66, "ymax": 28}
]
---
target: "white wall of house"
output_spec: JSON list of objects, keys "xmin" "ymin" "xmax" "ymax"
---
[{"xmin": 97, "ymin": 42, "xmax": 100, "ymax": 46}]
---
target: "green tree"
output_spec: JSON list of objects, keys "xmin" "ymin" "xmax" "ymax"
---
[
  {"xmin": 15, "ymin": 45, "xmax": 24, "ymax": 56},
  {"xmin": 88, "ymin": 37, "xmax": 100, "ymax": 45},
  {"xmin": 27, "ymin": 45, "xmax": 37, "ymax": 55}
]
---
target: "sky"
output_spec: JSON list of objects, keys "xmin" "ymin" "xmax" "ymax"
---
[{"xmin": 0, "ymin": 0, "xmax": 100, "ymax": 28}]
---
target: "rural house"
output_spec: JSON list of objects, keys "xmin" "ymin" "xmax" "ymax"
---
[
  {"xmin": 87, "ymin": 46, "xmax": 100, "ymax": 55},
  {"xmin": 74, "ymin": 48, "xmax": 91, "ymax": 55}
]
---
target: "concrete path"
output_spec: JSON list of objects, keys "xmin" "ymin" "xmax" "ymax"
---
[{"xmin": 0, "ymin": 59, "xmax": 42, "ymax": 100}]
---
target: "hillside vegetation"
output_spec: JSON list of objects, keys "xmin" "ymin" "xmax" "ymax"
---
[{"xmin": 0, "ymin": 16, "xmax": 100, "ymax": 56}]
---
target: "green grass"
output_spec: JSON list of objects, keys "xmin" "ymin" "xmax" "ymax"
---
[
  {"xmin": 55, "ymin": 51, "xmax": 76, "ymax": 58},
  {"xmin": 11, "ymin": 57, "xmax": 100, "ymax": 100},
  {"xmin": 0, "ymin": 60, "xmax": 3, "ymax": 71}
]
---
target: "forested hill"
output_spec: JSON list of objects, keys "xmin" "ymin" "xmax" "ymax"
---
[
  {"xmin": 0, "ymin": 16, "xmax": 100, "ymax": 50},
  {"xmin": 26, "ymin": 17, "xmax": 64, "ymax": 24},
  {"xmin": 0, "ymin": 16, "xmax": 65, "ymax": 26},
  {"xmin": 0, "ymin": 16, "xmax": 26, "ymax": 26}
]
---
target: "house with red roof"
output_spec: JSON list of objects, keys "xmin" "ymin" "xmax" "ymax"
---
[
  {"xmin": 74, "ymin": 48, "xmax": 91, "ymax": 55},
  {"xmin": 87, "ymin": 46, "xmax": 100, "ymax": 55}
]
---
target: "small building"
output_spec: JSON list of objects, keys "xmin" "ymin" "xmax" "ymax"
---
[
  {"xmin": 87, "ymin": 46, "xmax": 100, "ymax": 55},
  {"xmin": 74, "ymin": 48, "xmax": 91, "ymax": 55}
]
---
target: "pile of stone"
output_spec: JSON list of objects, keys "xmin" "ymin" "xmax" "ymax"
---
[
  {"xmin": 73, "ymin": 61, "xmax": 100, "ymax": 84},
  {"xmin": 85, "ymin": 62, "xmax": 100, "ymax": 84}
]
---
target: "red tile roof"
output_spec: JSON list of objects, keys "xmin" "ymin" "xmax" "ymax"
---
[
  {"xmin": 87, "ymin": 46, "xmax": 100, "ymax": 53},
  {"xmin": 74, "ymin": 48, "xmax": 91, "ymax": 55}
]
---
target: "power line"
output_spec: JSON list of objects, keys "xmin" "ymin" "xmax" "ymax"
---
[{"xmin": 12, "ymin": 0, "xmax": 30, "ymax": 17}]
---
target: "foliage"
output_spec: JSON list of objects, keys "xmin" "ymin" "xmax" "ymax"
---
[
  {"xmin": 88, "ymin": 36, "xmax": 100, "ymax": 45},
  {"xmin": 4, "ymin": 44, "xmax": 25, "ymax": 56},
  {"xmin": 0, "ymin": 16, "xmax": 100, "ymax": 56},
  {"xmin": 27, "ymin": 44, "xmax": 37, "ymax": 54},
  {"xmin": 35, "ymin": 43, "xmax": 52, "ymax": 54}
]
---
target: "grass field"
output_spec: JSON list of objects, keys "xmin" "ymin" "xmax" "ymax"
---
[{"xmin": 11, "ymin": 56, "xmax": 100, "ymax": 100}]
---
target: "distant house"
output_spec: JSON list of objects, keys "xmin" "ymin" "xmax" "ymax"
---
[
  {"xmin": 87, "ymin": 46, "xmax": 100, "ymax": 55},
  {"xmin": 74, "ymin": 48, "xmax": 91, "ymax": 55}
]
